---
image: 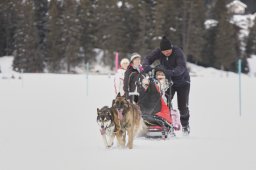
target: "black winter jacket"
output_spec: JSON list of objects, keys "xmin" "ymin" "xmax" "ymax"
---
[
  {"xmin": 123, "ymin": 65, "xmax": 142, "ymax": 98},
  {"xmin": 143, "ymin": 47, "xmax": 190, "ymax": 86}
]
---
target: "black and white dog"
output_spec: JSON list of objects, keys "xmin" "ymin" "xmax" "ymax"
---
[{"xmin": 97, "ymin": 106, "xmax": 116, "ymax": 148}]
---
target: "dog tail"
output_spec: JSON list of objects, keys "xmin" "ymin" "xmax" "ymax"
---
[{"xmin": 136, "ymin": 119, "xmax": 148, "ymax": 137}]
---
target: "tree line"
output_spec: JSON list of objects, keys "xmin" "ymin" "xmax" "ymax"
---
[{"xmin": 0, "ymin": 0, "xmax": 256, "ymax": 73}]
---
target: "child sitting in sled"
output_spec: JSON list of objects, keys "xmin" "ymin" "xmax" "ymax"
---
[{"xmin": 140, "ymin": 66, "xmax": 181, "ymax": 131}]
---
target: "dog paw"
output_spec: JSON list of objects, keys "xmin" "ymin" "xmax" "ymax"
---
[
  {"xmin": 106, "ymin": 145, "xmax": 112, "ymax": 149},
  {"xmin": 117, "ymin": 144, "xmax": 125, "ymax": 149},
  {"xmin": 127, "ymin": 144, "xmax": 133, "ymax": 149},
  {"xmin": 106, "ymin": 143, "xmax": 114, "ymax": 149}
]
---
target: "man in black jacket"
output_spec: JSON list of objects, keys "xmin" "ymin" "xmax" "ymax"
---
[{"xmin": 142, "ymin": 36, "xmax": 191, "ymax": 135}]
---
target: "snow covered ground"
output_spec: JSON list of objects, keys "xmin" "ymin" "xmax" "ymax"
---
[{"xmin": 0, "ymin": 72, "xmax": 256, "ymax": 170}]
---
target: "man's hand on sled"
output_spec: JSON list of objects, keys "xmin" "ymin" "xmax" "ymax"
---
[
  {"xmin": 141, "ymin": 78, "xmax": 149, "ymax": 90},
  {"xmin": 142, "ymin": 78, "xmax": 149, "ymax": 86},
  {"xmin": 150, "ymin": 60, "xmax": 160, "ymax": 69}
]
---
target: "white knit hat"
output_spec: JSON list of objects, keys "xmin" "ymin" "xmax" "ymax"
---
[
  {"xmin": 130, "ymin": 53, "xmax": 141, "ymax": 62},
  {"xmin": 120, "ymin": 58, "xmax": 130, "ymax": 65}
]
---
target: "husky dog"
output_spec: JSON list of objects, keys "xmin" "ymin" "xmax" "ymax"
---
[
  {"xmin": 112, "ymin": 93, "xmax": 145, "ymax": 149},
  {"xmin": 97, "ymin": 106, "xmax": 115, "ymax": 148}
]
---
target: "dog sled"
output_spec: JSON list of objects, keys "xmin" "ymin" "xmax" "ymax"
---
[{"xmin": 133, "ymin": 69, "xmax": 181, "ymax": 139}]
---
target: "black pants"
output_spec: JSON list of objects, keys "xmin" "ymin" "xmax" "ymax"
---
[
  {"xmin": 129, "ymin": 95, "xmax": 139, "ymax": 104},
  {"xmin": 166, "ymin": 82, "xmax": 190, "ymax": 127}
]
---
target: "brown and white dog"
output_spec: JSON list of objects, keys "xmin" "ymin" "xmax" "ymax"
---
[{"xmin": 112, "ymin": 93, "xmax": 145, "ymax": 149}]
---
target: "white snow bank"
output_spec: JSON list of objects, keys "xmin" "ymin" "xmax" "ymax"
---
[
  {"xmin": 188, "ymin": 63, "xmax": 237, "ymax": 78},
  {"xmin": 248, "ymin": 55, "xmax": 256, "ymax": 77},
  {"xmin": 0, "ymin": 56, "xmax": 19, "ymax": 79}
]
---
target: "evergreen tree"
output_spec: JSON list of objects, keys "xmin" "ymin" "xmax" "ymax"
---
[
  {"xmin": 212, "ymin": 0, "xmax": 226, "ymax": 21},
  {"xmin": 104, "ymin": 0, "xmax": 127, "ymax": 53},
  {"xmin": 62, "ymin": 0, "xmax": 82, "ymax": 72},
  {"xmin": 123, "ymin": 0, "xmax": 146, "ymax": 55},
  {"xmin": 83, "ymin": 0, "xmax": 115, "ymax": 65},
  {"xmin": 241, "ymin": 0, "xmax": 256, "ymax": 13},
  {"xmin": 79, "ymin": 0, "xmax": 98, "ymax": 64},
  {"xmin": 0, "ymin": 0, "xmax": 16, "ymax": 56},
  {"xmin": 201, "ymin": 26, "xmax": 217, "ymax": 67},
  {"xmin": 46, "ymin": 0, "xmax": 65, "ymax": 72},
  {"xmin": 182, "ymin": 0, "xmax": 206, "ymax": 63},
  {"xmin": 246, "ymin": 18, "xmax": 256, "ymax": 56},
  {"xmin": 155, "ymin": 0, "xmax": 182, "ymax": 48},
  {"xmin": 1, "ymin": 0, "xmax": 251, "ymax": 73},
  {"xmin": 214, "ymin": 3, "xmax": 238, "ymax": 71},
  {"xmin": 34, "ymin": 0, "xmax": 48, "ymax": 71},
  {"xmin": 83, "ymin": 0, "xmax": 141, "ymax": 66},
  {"xmin": 154, "ymin": 0, "xmax": 206, "ymax": 62},
  {"xmin": 0, "ymin": 3, "xmax": 6, "ymax": 56},
  {"xmin": 122, "ymin": 1, "xmax": 141, "ymax": 53},
  {"xmin": 105, "ymin": 0, "xmax": 141, "ymax": 60},
  {"xmin": 13, "ymin": 0, "xmax": 44, "ymax": 72},
  {"xmin": 92, "ymin": 0, "xmax": 113, "ymax": 50},
  {"xmin": 95, "ymin": 0, "xmax": 130, "ymax": 65},
  {"xmin": 133, "ymin": 0, "xmax": 157, "ymax": 55}
]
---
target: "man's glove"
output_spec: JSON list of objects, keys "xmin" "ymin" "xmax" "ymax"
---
[
  {"xmin": 143, "ymin": 65, "xmax": 152, "ymax": 73},
  {"xmin": 150, "ymin": 60, "xmax": 160, "ymax": 69}
]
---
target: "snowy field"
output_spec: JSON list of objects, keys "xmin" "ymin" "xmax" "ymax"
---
[{"xmin": 0, "ymin": 73, "xmax": 256, "ymax": 170}]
